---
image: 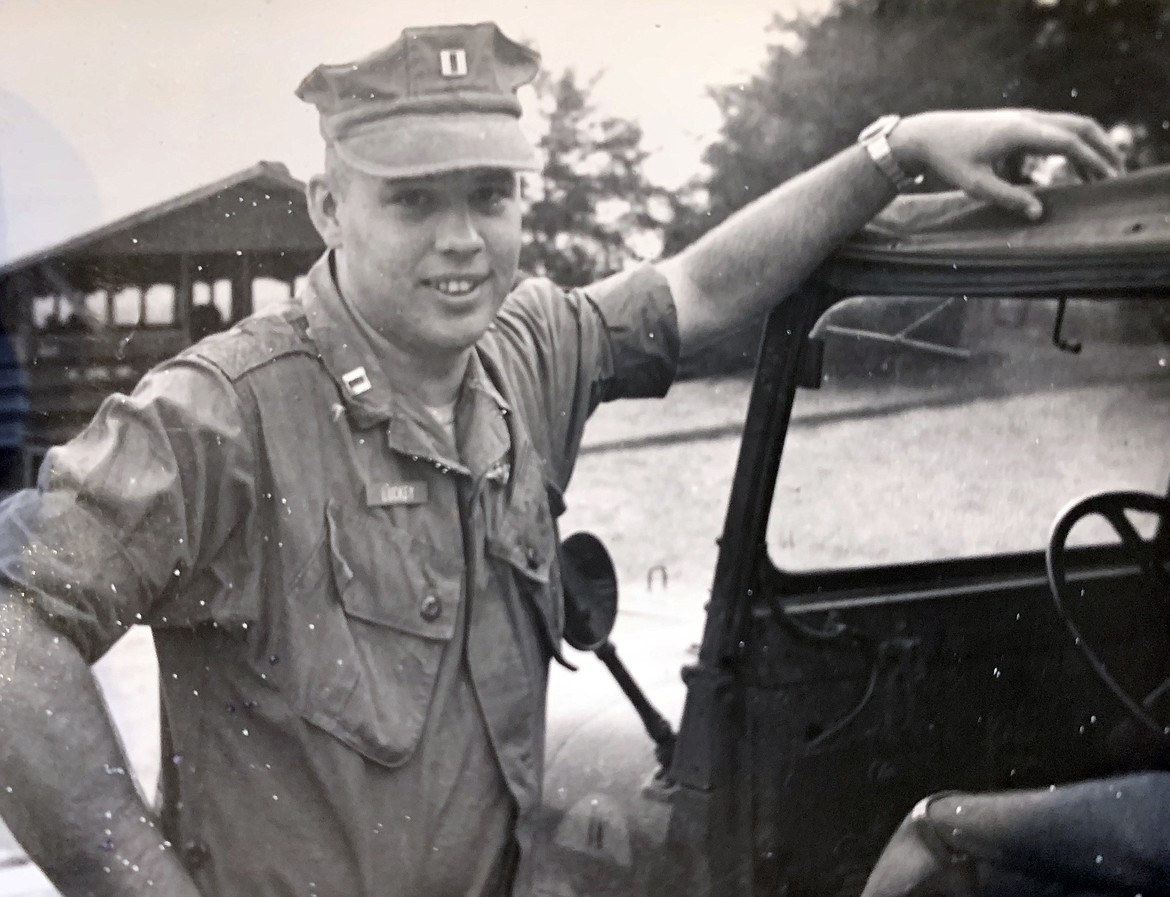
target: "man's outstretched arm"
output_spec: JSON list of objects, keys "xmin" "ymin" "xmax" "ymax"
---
[
  {"xmin": 861, "ymin": 773, "xmax": 1170, "ymax": 897},
  {"xmin": 660, "ymin": 109, "xmax": 1123, "ymax": 353}
]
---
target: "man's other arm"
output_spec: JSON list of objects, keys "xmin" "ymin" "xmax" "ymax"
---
[
  {"xmin": 0, "ymin": 599, "xmax": 203, "ymax": 896},
  {"xmin": 0, "ymin": 360, "xmax": 254, "ymax": 897},
  {"xmin": 659, "ymin": 109, "xmax": 1123, "ymax": 353}
]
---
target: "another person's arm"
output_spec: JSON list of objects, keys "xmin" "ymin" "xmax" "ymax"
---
[
  {"xmin": 660, "ymin": 109, "xmax": 1123, "ymax": 352},
  {"xmin": 0, "ymin": 361, "xmax": 254, "ymax": 897},
  {"xmin": 861, "ymin": 773, "xmax": 1170, "ymax": 897}
]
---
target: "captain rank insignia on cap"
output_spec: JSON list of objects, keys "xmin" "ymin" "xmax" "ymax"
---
[{"xmin": 439, "ymin": 48, "xmax": 468, "ymax": 77}]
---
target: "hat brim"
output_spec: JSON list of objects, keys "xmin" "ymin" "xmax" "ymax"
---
[{"xmin": 331, "ymin": 112, "xmax": 539, "ymax": 179}]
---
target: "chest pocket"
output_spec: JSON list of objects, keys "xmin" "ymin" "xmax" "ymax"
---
[{"xmin": 274, "ymin": 500, "xmax": 464, "ymax": 768}]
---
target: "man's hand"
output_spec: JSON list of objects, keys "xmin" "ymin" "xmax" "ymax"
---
[
  {"xmin": 890, "ymin": 109, "xmax": 1124, "ymax": 221},
  {"xmin": 859, "ymin": 810, "xmax": 978, "ymax": 897},
  {"xmin": 665, "ymin": 106, "xmax": 1124, "ymax": 352}
]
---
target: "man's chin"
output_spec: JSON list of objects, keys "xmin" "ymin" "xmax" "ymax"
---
[
  {"xmin": 427, "ymin": 319, "xmax": 496, "ymax": 354},
  {"xmin": 442, "ymin": 304, "xmax": 504, "ymax": 343}
]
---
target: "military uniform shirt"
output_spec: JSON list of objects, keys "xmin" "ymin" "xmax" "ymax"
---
[{"xmin": 0, "ymin": 255, "xmax": 679, "ymax": 897}]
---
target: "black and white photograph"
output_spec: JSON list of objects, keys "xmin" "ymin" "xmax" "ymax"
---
[{"xmin": 0, "ymin": 1, "xmax": 1168, "ymax": 895}]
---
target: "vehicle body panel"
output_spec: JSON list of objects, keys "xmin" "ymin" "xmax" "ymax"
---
[{"xmin": 831, "ymin": 166, "xmax": 1170, "ymax": 297}]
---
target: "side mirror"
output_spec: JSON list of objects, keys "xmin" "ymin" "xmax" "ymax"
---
[
  {"xmin": 560, "ymin": 532, "xmax": 677, "ymax": 771},
  {"xmin": 560, "ymin": 531, "xmax": 618, "ymax": 652}
]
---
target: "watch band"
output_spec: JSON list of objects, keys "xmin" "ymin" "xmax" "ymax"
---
[{"xmin": 858, "ymin": 114, "xmax": 919, "ymax": 192}]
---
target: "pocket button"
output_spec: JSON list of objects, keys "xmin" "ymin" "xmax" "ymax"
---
[{"xmin": 419, "ymin": 594, "xmax": 443, "ymax": 622}]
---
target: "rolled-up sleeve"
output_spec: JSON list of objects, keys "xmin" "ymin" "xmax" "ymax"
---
[
  {"xmin": 483, "ymin": 264, "xmax": 679, "ymax": 493},
  {"xmin": 0, "ymin": 358, "xmax": 255, "ymax": 662},
  {"xmin": 579, "ymin": 264, "xmax": 679, "ymax": 402}
]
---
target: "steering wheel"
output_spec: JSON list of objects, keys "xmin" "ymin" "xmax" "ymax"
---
[{"xmin": 1046, "ymin": 491, "xmax": 1170, "ymax": 737}]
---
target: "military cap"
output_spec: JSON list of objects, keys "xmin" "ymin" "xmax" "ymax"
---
[{"xmin": 297, "ymin": 22, "xmax": 541, "ymax": 178}]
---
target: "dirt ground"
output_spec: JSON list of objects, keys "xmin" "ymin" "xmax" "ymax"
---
[{"xmin": 2, "ymin": 325, "xmax": 1168, "ymax": 884}]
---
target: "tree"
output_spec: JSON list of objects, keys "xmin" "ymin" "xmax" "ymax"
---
[
  {"xmin": 702, "ymin": 0, "xmax": 1170, "ymax": 225},
  {"xmin": 1018, "ymin": 0, "xmax": 1170, "ymax": 168},
  {"xmin": 521, "ymin": 68, "xmax": 674, "ymax": 287},
  {"xmin": 687, "ymin": 0, "xmax": 1170, "ymax": 370}
]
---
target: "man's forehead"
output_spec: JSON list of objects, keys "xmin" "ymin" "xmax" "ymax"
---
[{"xmin": 373, "ymin": 167, "xmax": 519, "ymax": 189}]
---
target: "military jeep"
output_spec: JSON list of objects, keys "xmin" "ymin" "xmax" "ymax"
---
[{"xmin": 525, "ymin": 166, "xmax": 1170, "ymax": 897}]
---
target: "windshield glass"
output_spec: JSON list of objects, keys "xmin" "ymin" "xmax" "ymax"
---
[{"xmin": 767, "ymin": 295, "xmax": 1170, "ymax": 570}]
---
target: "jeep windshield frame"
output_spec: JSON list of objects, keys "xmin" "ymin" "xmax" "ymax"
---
[{"xmin": 669, "ymin": 165, "xmax": 1170, "ymax": 790}]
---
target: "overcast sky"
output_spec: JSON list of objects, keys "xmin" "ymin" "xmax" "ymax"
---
[{"xmin": 0, "ymin": 0, "xmax": 830, "ymax": 265}]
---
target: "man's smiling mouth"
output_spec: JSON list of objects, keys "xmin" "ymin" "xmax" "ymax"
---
[{"xmin": 423, "ymin": 276, "xmax": 489, "ymax": 297}]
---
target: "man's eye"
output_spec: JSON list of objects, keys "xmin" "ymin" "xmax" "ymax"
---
[
  {"xmin": 388, "ymin": 189, "xmax": 433, "ymax": 210},
  {"xmin": 473, "ymin": 184, "xmax": 514, "ymax": 211}
]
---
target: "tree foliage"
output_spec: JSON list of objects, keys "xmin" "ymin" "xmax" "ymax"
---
[
  {"xmin": 683, "ymin": 0, "xmax": 1170, "ymax": 371},
  {"xmin": 702, "ymin": 0, "xmax": 1170, "ymax": 225},
  {"xmin": 1020, "ymin": 0, "xmax": 1170, "ymax": 165},
  {"xmin": 520, "ymin": 68, "xmax": 673, "ymax": 287}
]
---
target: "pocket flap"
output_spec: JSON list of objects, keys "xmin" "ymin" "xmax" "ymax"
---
[
  {"xmin": 326, "ymin": 501, "xmax": 462, "ymax": 641},
  {"xmin": 485, "ymin": 444, "xmax": 558, "ymax": 583},
  {"xmin": 486, "ymin": 503, "xmax": 555, "ymax": 584}
]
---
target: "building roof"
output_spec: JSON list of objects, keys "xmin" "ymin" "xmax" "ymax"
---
[{"xmin": 0, "ymin": 161, "xmax": 324, "ymax": 290}]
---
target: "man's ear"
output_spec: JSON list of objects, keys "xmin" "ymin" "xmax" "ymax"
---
[{"xmin": 307, "ymin": 174, "xmax": 343, "ymax": 247}]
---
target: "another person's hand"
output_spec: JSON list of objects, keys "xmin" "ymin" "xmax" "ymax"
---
[
  {"xmin": 890, "ymin": 110, "xmax": 1123, "ymax": 220},
  {"xmin": 860, "ymin": 806, "xmax": 979, "ymax": 897}
]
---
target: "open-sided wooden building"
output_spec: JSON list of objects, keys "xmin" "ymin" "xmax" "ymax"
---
[{"xmin": 0, "ymin": 161, "xmax": 324, "ymax": 489}]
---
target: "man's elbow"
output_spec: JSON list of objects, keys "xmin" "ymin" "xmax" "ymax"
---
[{"xmin": 658, "ymin": 255, "xmax": 743, "ymax": 352}]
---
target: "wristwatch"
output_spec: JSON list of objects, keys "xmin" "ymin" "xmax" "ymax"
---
[{"xmin": 858, "ymin": 114, "xmax": 919, "ymax": 191}]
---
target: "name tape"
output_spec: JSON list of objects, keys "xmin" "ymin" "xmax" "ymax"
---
[{"xmin": 367, "ymin": 481, "xmax": 429, "ymax": 507}]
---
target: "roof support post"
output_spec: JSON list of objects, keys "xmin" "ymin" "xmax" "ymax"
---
[
  {"xmin": 230, "ymin": 253, "xmax": 253, "ymax": 324},
  {"xmin": 176, "ymin": 253, "xmax": 193, "ymax": 336}
]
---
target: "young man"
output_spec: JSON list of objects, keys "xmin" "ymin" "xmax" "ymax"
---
[{"xmin": 0, "ymin": 21, "xmax": 1123, "ymax": 897}]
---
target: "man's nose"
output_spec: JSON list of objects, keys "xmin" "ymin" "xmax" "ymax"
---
[{"xmin": 434, "ymin": 206, "xmax": 485, "ymax": 256}]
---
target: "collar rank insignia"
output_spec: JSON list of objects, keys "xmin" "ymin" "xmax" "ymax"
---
[{"xmin": 342, "ymin": 366, "xmax": 372, "ymax": 397}]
